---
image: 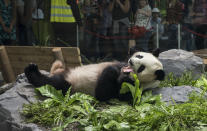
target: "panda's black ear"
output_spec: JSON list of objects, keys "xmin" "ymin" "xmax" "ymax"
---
[
  {"xmin": 152, "ymin": 48, "xmax": 160, "ymax": 57},
  {"xmin": 155, "ymin": 70, "xmax": 165, "ymax": 80},
  {"xmin": 129, "ymin": 47, "xmax": 138, "ymax": 56}
]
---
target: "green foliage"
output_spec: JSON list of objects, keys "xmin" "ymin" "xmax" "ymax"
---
[
  {"xmin": 22, "ymin": 85, "xmax": 97, "ymax": 130},
  {"xmin": 120, "ymin": 74, "xmax": 142, "ymax": 107},
  {"xmin": 22, "ymin": 74, "xmax": 207, "ymax": 131},
  {"xmin": 159, "ymin": 72, "xmax": 198, "ymax": 88}
]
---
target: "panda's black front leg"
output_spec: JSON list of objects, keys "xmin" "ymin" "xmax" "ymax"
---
[
  {"xmin": 24, "ymin": 63, "xmax": 70, "ymax": 95},
  {"xmin": 95, "ymin": 66, "xmax": 121, "ymax": 101},
  {"xmin": 117, "ymin": 73, "xmax": 134, "ymax": 101}
]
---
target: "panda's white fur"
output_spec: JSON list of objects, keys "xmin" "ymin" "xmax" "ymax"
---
[
  {"xmin": 129, "ymin": 52, "xmax": 163, "ymax": 90},
  {"xmin": 24, "ymin": 49, "xmax": 165, "ymax": 101},
  {"xmin": 64, "ymin": 62, "xmax": 118, "ymax": 96}
]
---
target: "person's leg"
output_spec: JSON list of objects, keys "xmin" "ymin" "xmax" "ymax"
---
[
  {"xmin": 195, "ymin": 24, "xmax": 207, "ymax": 50},
  {"xmin": 183, "ymin": 23, "xmax": 193, "ymax": 51},
  {"xmin": 52, "ymin": 22, "xmax": 77, "ymax": 47},
  {"xmin": 167, "ymin": 24, "xmax": 178, "ymax": 49},
  {"xmin": 115, "ymin": 22, "xmax": 129, "ymax": 61}
]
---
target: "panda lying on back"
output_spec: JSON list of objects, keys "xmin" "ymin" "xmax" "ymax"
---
[{"xmin": 24, "ymin": 48, "xmax": 165, "ymax": 101}]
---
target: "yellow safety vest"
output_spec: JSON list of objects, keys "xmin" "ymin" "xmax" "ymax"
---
[{"xmin": 50, "ymin": 0, "xmax": 76, "ymax": 23}]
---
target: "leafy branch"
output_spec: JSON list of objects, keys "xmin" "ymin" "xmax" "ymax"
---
[{"xmin": 120, "ymin": 73, "xmax": 142, "ymax": 107}]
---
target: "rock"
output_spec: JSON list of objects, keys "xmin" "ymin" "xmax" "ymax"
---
[
  {"xmin": 0, "ymin": 72, "xmax": 49, "ymax": 131},
  {"xmin": 0, "ymin": 83, "xmax": 13, "ymax": 95},
  {"xmin": 152, "ymin": 86, "xmax": 203, "ymax": 104},
  {"xmin": 159, "ymin": 49, "xmax": 205, "ymax": 78}
]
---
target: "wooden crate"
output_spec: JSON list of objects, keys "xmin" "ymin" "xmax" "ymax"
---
[
  {"xmin": 193, "ymin": 49, "xmax": 207, "ymax": 71},
  {"xmin": 0, "ymin": 46, "xmax": 82, "ymax": 83},
  {"xmin": 193, "ymin": 49, "xmax": 207, "ymax": 59}
]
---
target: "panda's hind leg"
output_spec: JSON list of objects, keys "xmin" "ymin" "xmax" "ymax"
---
[
  {"xmin": 24, "ymin": 63, "xmax": 70, "ymax": 95},
  {"xmin": 95, "ymin": 66, "xmax": 120, "ymax": 101}
]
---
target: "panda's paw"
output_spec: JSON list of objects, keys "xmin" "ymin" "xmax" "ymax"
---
[{"xmin": 24, "ymin": 63, "xmax": 41, "ymax": 78}]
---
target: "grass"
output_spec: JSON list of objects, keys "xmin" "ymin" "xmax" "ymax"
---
[{"xmin": 21, "ymin": 72, "xmax": 207, "ymax": 131}]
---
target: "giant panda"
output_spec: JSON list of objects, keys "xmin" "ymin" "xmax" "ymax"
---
[{"xmin": 24, "ymin": 48, "xmax": 165, "ymax": 101}]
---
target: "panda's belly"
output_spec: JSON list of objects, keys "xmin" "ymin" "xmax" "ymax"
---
[{"xmin": 65, "ymin": 62, "xmax": 118, "ymax": 96}]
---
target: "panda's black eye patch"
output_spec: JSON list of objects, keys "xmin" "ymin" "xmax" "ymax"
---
[
  {"xmin": 136, "ymin": 55, "xmax": 143, "ymax": 59},
  {"xmin": 137, "ymin": 65, "xmax": 145, "ymax": 73}
]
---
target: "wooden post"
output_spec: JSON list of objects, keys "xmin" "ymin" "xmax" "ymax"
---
[
  {"xmin": 52, "ymin": 47, "xmax": 65, "ymax": 67},
  {"xmin": 204, "ymin": 59, "xmax": 207, "ymax": 71},
  {"xmin": 0, "ymin": 46, "xmax": 15, "ymax": 83}
]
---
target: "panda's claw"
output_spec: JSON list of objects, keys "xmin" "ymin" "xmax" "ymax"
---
[
  {"xmin": 24, "ymin": 63, "xmax": 41, "ymax": 79},
  {"xmin": 24, "ymin": 63, "xmax": 39, "ymax": 73},
  {"xmin": 28, "ymin": 63, "xmax": 38, "ymax": 71}
]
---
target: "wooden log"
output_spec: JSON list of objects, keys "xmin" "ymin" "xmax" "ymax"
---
[
  {"xmin": 204, "ymin": 59, "xmax": 207, "ymax": 72},
  {"xmin": 6, "ymin": 46, "xmax": 80, "ymax": 56},
  {"xmin": 8, "ymin": 54, "xmax": 55, "ymax": 63},
  {"xmin": 61, "ymin": 47, "xmax": 82, "ymax": 66},
  {"xmin": 5, "ymin": 46, "xmax": 54, "ymax": 55},
  {"xmin": 204, "ymin": 59, "xmax": 207, "ymax": 65},
  {"xmin": 0, "ymin": 46, "xmax": 15, "ymax": 83}
]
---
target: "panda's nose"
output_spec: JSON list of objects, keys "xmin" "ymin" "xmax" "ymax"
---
[{"xmin": 129, "ymin": 59, "xmax": 134, "ymax": 66}]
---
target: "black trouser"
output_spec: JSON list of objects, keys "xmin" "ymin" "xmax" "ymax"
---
[{"xmin": 195, "ymin": 24, "xmax": 207, "ymax": 50}]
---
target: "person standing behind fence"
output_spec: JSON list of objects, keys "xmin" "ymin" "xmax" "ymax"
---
[
  {"xmin": 0, "ymin": 0, "xmax": 16, "ymax": 45},
  {"xmin": 165, "ymin": 0, "xmax": 184, "ymax": 49},
  {"xmin": 16, "ymin": 0, "xmax": 36, "ymax": 46},
  {"xmin": 109, "ymin": 0, "xmax": 130, "ymax": 61},
  {"xmin": 98, "ymin": 0, "xmax": 112, "ymax": 58},
  {"xmin": 81, "ymin": 0, "xmax": 101, "ymax": 61},
  {"xmin": 191, "ymin": 0, "xmax": 207, "ymax": 50},
  {"xmin": 133, "ymin": 0, "xmax": 152, "ymax": 51},
  {"xmin": 51, "ymin": 0, "xmax": 82, "ymax": 46},
  {"xmin": 149, "ymin": 8, "xmax": 164, "ymax": 50}
]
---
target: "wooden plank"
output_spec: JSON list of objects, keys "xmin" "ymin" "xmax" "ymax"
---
[
  {"xmin": 8, "ymin": 52, "xmax": 81, "ymax": 64},
  {"xmin": 12, "ymin": 68, "xmax": 26, "ymax": 76},
  {"xmin": 8, "ymin": 55, "xmax": 55, "ymax": 63},
  {"xmin": 6, "ymin": 46, "xmax": 81, "ymax": 63},
  {"xmin": 65, "ymin": 63, "xmax": 82, "ymax": 68},
  {"xmin": 0, "ymin": 46, "xmax": 16, "ymax": 82},
  {"xmin": 10, "ymin": 62, "xmax": 53, "ymax": 70},
  {"xmin": 193, "ymin": 49, "xmax": 207, "ymax": 58},
  {"xmin": 5, "ymin": 46, "xmax": 54, "ymax": 55},
  {"xmin": 62, "ymin": 47, "xmax": 81, "ymax": 65},
  {"xmin": 204, "ymin": 59, "xmax": 207, "ymax": 65},
  {"xmin": 6, "ymin": 46, "xmax": 80, "ymax": 56},
  {"xmin": 193, "ymin": 49, "xmax": 207, "ymax": 54},
  {"xmin": 64, "ymin": 56, "xmax": 82, "ymax": 64},
  {"xmin": 10, "ymin": 62, "xmax": 80, "ymax": 72},
  {"xmin": 60, "ymin": 47, "xmax": 81, "ymax": 56}
]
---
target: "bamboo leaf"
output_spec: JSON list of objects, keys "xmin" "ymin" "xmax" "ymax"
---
[{"xmin": 36, "ymin": 85, "xmax": 64, "ymax": 101}]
